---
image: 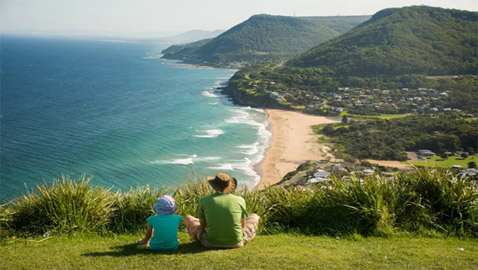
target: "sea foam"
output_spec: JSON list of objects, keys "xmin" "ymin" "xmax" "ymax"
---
[
  {"xmin": 194, "ymin": 129, "xmax": 224, "ymax": 138},
  {"xmin": 201, "ymin": 91, "xmax": 217, "ymax": 98},
  {"xmin": 152, "ymin": 155, "xmax": 221, "ymax": 165}
]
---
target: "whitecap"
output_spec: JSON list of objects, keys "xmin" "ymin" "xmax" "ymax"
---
[
  {"xmin": 194, "ymin": 156, "xmax": 222, "ymax": 162},
  {"xmin": 151, "ymin": 154, "xmax": 198, "ymax": 165},
  {"xmin": 153, "ymin": 158, "xmax": 194, "ymax": 165},
  {"xmin": 209, "ymin": 164, "xmax": 235, "ymax": 171},
  {"xmin": 237, "ymin": 143, "xmax": 259, "ymax": 156},
  {"xmin": 208, "ymin": 157, "xmax": 261, "ymax": 186},
  {"xmin": 194, "ymin": 129, "xmax": 224, "ymax": 138},
  {"xmin": 201, "ymin": 91, "xmax": 217, "ymax": 98},
  {"xmin": 225, "ymin": 109, "xmax": 262, "ymax": 127}
]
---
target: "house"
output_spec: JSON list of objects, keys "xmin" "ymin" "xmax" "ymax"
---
[
  {"xmin": 362, "ymin": 169, "xmax": 374, "ymax": 175},
  {"xmin": 307, "ymin": 170, "xmax": 330, "ymax": 184},
  {"xmin": 418, "ymin": 150, "xmax": 435, "ymax": 156},
  {"xmin": 458, "ymin": 169, "xmax": 478, "ymax": 179}
]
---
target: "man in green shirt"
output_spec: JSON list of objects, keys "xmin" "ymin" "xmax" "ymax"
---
[{"xmin": 184, "ymin": 172, "xmax": 260, "ymax": 248}]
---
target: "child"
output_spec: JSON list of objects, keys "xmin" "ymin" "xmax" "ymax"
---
[{"xmin": 137, "ymin": 195, "xmax": 183, "ymax": 250}]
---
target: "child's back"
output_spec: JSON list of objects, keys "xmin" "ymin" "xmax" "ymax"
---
[
  {"xmin": 147, "ymin": 214, "xmax": 183, "ymax": 250},
  {"xmin": 138, "ymin": 195, "xmax": 182, "ymax": 250}
]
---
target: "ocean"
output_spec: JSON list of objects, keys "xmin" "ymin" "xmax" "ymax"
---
[{"xmin": 0, "ymin": 35, "xmax": 271, "ymax": 200}]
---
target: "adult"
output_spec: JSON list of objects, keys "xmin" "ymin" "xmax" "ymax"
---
[{"xmin": 184, "ymin": 172, "xmax": 260, "ymax": 248}]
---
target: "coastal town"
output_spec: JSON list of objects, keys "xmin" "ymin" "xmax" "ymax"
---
[
  {"xmin": 256, "ymin": 82, "xmax": 475, "ymax": 116},
  {"xmin": 279, "ymin": 153, "xmax": 478, "ymax": 188}
]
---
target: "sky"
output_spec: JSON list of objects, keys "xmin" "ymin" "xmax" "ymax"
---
[{"xmin": 1, "ymin": 0, "xmax": 477, "ymax": 37}]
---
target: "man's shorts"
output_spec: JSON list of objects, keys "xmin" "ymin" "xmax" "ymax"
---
[{"xmin": 186, "ymin": 214, "xmax": 260, "ymax": 248}]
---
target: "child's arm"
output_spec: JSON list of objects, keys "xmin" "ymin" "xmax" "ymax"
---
[{"xmin": 138, "ymin": 224, "xmax": 153, "ymax": 247}]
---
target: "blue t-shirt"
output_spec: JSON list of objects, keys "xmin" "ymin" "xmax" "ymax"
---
[{"xmin": 146, "ymin": 214, "xmax": 183, "ymax": 250}]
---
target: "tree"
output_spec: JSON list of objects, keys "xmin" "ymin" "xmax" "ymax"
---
[{"xmin": 342, "ymin": 115, "xmax": 348, "ymax": 124}]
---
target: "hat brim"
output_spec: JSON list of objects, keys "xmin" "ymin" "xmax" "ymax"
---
[
  {"xmin": 153, "ymin": 205, "xmax": 178, "ymax": 215},
  {"xmin": 207, "ymin": 176, "xmax": 237, "ymax": 193}
]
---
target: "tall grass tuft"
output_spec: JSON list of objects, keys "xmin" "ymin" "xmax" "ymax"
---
[
  {"xmin": 1, "ymin": 175, "xmax": 116, "ymax": 235},
  {"xmin": 110, "ymin": 185, "xmax": 165, "ymax": 233},
  {"xmin": 394, "ymin": 169, "xmax": 478, "ymax": 236},
  {"xmin": 310, "ymin": 174, "xmax": 396, "ymax": 235}
]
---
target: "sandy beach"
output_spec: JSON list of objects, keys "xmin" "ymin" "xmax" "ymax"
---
[{"xmin": 256, "ymin": 109, "xmax": 340, "ymax": 189}]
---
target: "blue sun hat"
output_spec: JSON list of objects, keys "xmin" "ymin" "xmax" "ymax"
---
[{"xmin": 153, "ymin": 195, "xmax": 178, "ymax": 215}]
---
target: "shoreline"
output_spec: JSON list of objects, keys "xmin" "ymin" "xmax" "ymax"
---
[
  {"xmin": 255, "ymin": 109, "xmax": 340, "ymax": 189},
  {"xmin": 162, "ymin": 60, "xmax": 238, "ymax": 70}
]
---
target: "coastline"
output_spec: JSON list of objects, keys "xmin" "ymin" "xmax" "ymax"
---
[
  {"xmin": 255, "ymin": 109, "xmax": 340, "ymax": 189},
  {"xmin": 162, "ymin": 60, "xmax": 238, "ymax": 70}
]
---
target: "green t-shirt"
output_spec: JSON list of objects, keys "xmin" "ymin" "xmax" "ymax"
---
[{"xmin": 198, "ymin": 193, "xmax": 249, "ymax": 246}]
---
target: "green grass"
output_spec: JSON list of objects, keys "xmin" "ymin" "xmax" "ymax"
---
[
  {"xmin": 1, "ymin": 233, "xmax": 477, "ymax": 270},
  {"xmin": 407, "ymin": 155, "xmax": 478, "ymax": 168},
  {"xmin": 341, "ymin": 112, "xmax": 410, "ymax": 120}
]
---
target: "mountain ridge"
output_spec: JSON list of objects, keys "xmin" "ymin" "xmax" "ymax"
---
[
  {"xmin": 288, "ymin": 6, "xmax": 478, "ymax": 76},
  {"xmin": 161, "ymin": 14, "xmax": 370, "ymax": 67}
]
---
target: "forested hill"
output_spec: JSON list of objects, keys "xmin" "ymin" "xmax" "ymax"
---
[
  {"xmin": 288, "ymin": 6, "xmax": 478, "ymax": 76},
  {"xmin": 161, "ymin": 14, "xmax": 370, "ymax": 67}
]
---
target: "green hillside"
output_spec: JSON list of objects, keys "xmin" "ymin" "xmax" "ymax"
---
[
  {"xmin": 161, "ymin": 14, "xmax": 370, "ymax": 67},
  {"xmin": 223, "ymin": 6, "xmax": 478, "ymax": 115},
  {"xmin": 288, "ymin": 6, "xmax": 478, "ymax": 76},
  {"xmin": 160, "ymin": 38, "xmax": 212, "ymax": 61}
]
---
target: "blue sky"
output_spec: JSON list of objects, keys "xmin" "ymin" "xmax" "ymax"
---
[{"xmin": 1, "ymin": 0, "xmax": 477, "ymax": 36}]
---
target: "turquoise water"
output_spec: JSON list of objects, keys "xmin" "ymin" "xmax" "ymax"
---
[{"xmin": 0, "ymin": 36, "xmax": 270, "ymax": 200}]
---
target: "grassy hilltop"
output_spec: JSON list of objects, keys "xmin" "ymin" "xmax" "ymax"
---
[
  {"xmin": 1, "ymin": 169, "xmax": 477, "ymax": 269},
  {"xmin": 2, "ymin": 233, "xmax": 477, "ymax": 270}
]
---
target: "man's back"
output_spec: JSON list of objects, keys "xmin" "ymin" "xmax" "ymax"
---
[{"xmin": 198, "ymin": 193, "xmax": 248, "ymax": 246}]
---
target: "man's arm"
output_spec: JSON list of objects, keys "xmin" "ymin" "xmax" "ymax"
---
[
  {"xmin": 199, "ymin": 218, "xmax": 207, "ymax": 230},
  {"xmin": 242, "ymin": 218, "xmax": 246, "ymax": 229}
]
